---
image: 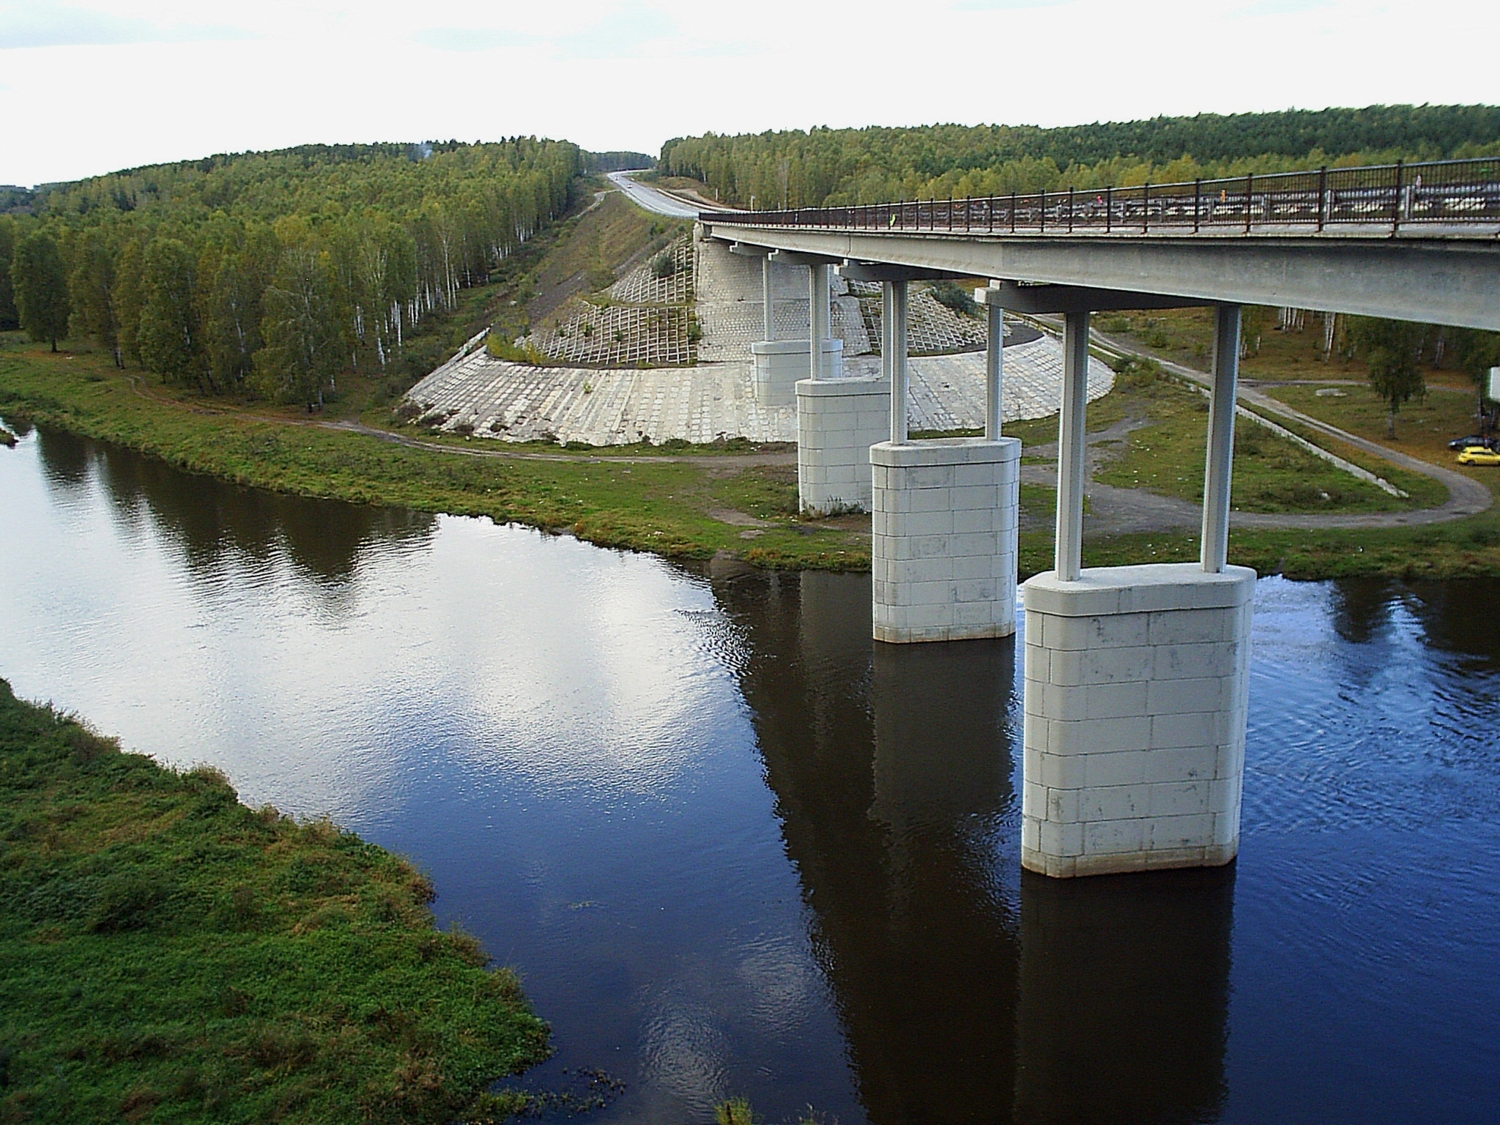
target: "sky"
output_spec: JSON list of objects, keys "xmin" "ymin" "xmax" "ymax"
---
[{"xmin": 1, "ymin": 0, "xmax": 1495, "ymax": 186}]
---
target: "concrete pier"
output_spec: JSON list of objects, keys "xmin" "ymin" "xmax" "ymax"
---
[
  {"xmin": 753, "ymin": 338, "xmax": 844, "ymax": 407},
  {"xmin": 1017, "ymin": 295, "xmax": 1255, "ymax": 876},
  {"xmin": 871, "ymin": 437, "xmax": 1020, "ymax": 642},
  {"xmin": 861, "ymin": 268, "xmax": 1021, "ymax": 642},
  {"xmin": 1020, "ymin": 562, "xmax": 1253, "ymax": 876},
  {"xmin": 796, "ymin": 375, "xmax": 888, "ymax": 515}
]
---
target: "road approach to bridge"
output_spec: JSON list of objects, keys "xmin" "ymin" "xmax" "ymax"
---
[{"xmin": 606, "ymin": 170, "xmax": 703, "ymax": 219}]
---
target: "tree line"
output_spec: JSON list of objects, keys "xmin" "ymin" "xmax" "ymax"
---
[
  {"xmin": 1, "ymin": 139, "xmax": 582, "ymax": 406},
  {"xmin": 660, "ymin": 104, "xmax": 1500, "ymax": 209}
]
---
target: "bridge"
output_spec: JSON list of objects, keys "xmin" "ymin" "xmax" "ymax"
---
[
  {"xmin": 702, "ymin": 157, "xmax": 1500, "ymax": 329},
  {"xmin": 694, "ymin": 156, "xmax": 1500, "ymax": 880}
]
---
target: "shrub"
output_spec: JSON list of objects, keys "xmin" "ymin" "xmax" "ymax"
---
[
  {"xmin": 87, "ymin": 872, "xmax": 174, "ymax": 933},
  {"xmin": 651, "ymin": 252, "xmax": 677, "ymax": 279},
  {"xmin": 928, "ymin": 280, "xmax": 977, "ymax": 317}
]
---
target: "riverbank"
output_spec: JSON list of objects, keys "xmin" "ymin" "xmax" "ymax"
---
[
  {"xmin": 4, "ymin": 336, "xmax": 1500, "ymax": 580},
  {"xmin": 0, "ymin": 679, "xmax": 549, "ymax": 1123}
]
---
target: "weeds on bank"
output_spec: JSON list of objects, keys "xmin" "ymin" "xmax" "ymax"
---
[
  {"xmin": 0, "ymin": 679, "xmax": 549, "ymax": 1124},
  {"xmin": 5, "ymin": 333, "xmax": 1500, "ymax": 581}
]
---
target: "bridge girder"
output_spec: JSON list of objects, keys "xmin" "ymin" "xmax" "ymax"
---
[{"xmin": 703, "ymin": 223, "xmax": 1500, "ymax": 331}]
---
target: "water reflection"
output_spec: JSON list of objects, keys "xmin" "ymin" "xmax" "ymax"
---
[
  {"xmin": 1329, "ymin": 577, "xmax": 1398, "ymax": 645},
  {"xmin": 33, "ymin": 426, "xmax": 436, "ymax": 587},
  {"xmin": 6, "ymin": 423, "xmax": 1497, "ymax": 1123},
  {"xmin": 1401, "ymin": 578, "xmax": 1500, "ymax": 667},
  {"xmin": 710, "ymin": 566, "xmax": 1232, "ymax": 1124},
  {"xmin": 1014, "ymin": 868, "xmax": 1233, "ymax": 1124}
]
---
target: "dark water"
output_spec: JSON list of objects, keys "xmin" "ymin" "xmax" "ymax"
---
[{"xmin": 3, "ymin": 423, "xmax": 1498, "ymax": 1123}]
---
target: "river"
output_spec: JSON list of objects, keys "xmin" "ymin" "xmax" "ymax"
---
[{"xmin": 2, "ymin": 421, "xmax": 1497, "ymax": 1123}]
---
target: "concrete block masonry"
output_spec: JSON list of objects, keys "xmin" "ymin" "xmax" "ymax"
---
[
  {"xmin": 1020, "ymin": 562, "xmax": 1255, "ymax": 877},
  {"xmin": 871, "ymin": 438, "xmax": 1021, "ymax": 643},
  {"xmin": 753, "ymin": 339, "xmax": 844, "ymax": 407},
  {"xmin": 796, "ymin": 376, "xmax": 890, "ymax": 515}
]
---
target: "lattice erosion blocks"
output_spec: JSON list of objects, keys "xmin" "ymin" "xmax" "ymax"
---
[{"xmin": 1021, "ymin": 563, "xmax": 1255, "ymax": 877}]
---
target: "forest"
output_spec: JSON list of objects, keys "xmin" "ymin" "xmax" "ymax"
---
[
  {"xmin": 659, "ymin": 104, "xmax": 1500, "ymax": 208},
  {"xmin": 0, "ymin": 139, "xmax": 582, "ymax": 405}
]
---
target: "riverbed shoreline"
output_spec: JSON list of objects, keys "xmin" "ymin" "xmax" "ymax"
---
[
  {"xmin": 0, "ymin": 678, "xmax": 550, "ymax": 1122},
  {"xmin": 5, "ymin": 340, "xmax": 1500, "ymax": 581}
]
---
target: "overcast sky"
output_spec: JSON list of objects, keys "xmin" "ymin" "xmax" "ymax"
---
[{"xmin": 1, "ymin": 0, "xmax": 1494, "ymax": 186}]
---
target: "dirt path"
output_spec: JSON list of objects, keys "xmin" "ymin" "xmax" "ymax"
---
[
  {"xmin": 1067, "ymin": 327, "xmax": 1494, "ymax": 530},
  {"xmin": 125, "ymin": 349, "xmax": 1489, "ymax": 534}
]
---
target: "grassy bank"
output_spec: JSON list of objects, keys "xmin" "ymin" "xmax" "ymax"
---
[
  {"xmin": 5, "ymin": 331, "xmax": 1500, "ymax": 581},
  {"xmin": 0, "ymin": 679, "xmax": 548, "ymax": 1123},
  {"xmin": 0, "ymin": 337, "xmax": 872, "ymax": 570}
]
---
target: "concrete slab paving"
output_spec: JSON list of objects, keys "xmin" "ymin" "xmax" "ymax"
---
[{"xmin": 405, "ymin": 228, "xmax": 1115, "ymax": 446}]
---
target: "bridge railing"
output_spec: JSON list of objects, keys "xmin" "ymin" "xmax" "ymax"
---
[{"xmin": 707, "ymin": 156, "xmax": 1500, "ymax": 235}]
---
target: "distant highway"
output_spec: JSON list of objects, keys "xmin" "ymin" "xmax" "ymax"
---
[{"xmin": 607, "ymin": 170, "xmax": 705, "ymax": 219}]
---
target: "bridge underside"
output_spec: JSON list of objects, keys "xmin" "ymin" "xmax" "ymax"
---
[{"xmin": 702, "ymin": 223, "xmax": 1500, "ymax": 330}]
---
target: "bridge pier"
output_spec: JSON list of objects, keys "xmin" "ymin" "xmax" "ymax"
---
[
  {"xmin": 862, "ymin": 267, "xmax": 1020, "ymax": 643},
  {"xmin": 767, "ymin": 249, "xmax": 884, "ymax": 514},
  {"xmin": 731, "ymin": 244, "xmax": 848, "ymax": 407},
  {"xmin": 1011, "ymin": 291, "xmax": 1255, "ymax": 877}
]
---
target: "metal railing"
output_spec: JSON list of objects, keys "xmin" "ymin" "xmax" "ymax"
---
[{"xmin": 705, "ymin": 157, "xmax": 1500, "ymax": 236}]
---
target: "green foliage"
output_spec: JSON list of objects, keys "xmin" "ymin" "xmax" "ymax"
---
[
  {"xmin": 255, "ymin": 248, "xmax": 344, "ymax": 406},
  {"xmin": 1445, "ymin": 327, "xmax": 1500, "ymax": 386},
  {"xmin": 583, "ymin": 151, "xmax": 655, "ymax": 173},
  {"xmin": 715, "ymin": 1097, "xmax": 756, "ymax": 1125},
  {"xmin": 928, "ymin": 279, "xmax": 977, "ymax": 317},
  {"xmin": 19, "ymin": 139, "xmax": 583, "ymax": 396},
  {"xmin": 137, "ymin": 238, "xmax": 204, "ymax": 387},
  {"xmin": 11, "ymin": 230, "xmax": 71, "ymax": 350},
  {"xmin": 485, "ymin": 332, "xmax": 548, "ymax": 365},
  {"xmin": 69, "ymin": 232, "xmax": 120, "ymax": 364},
  {"xmin": 660, "ymin": 105, "xmax": 1500, "ymax": 208},
  {"xmin": 0, "ymin": 678, "xmax": 549, "ymax": 1123},
  {"xmin": 0, "ymin": 216, "xmax": 19, "ymax": 330},
  {"xmin": 1348, "ymin": 316, "xmax": 1428, "ymax": 435},
  {"xmin": 650, "ymin": 251, "xmax": 677, "ymax": 279}
]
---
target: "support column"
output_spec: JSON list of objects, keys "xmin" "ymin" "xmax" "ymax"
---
[
  {"xmin": 754, "ymin": 251, "xmax": 841, "ymax": 407},
  {"xmin": 786, "ymin": 250, "xmax": 868, "ymax": 512},
  {"xmin": 985, "ymin": 301, "xmax": 1004, "ymax": 441},
  {"xmin": 809, "ymin": 263, "xmax": 831, "ymax": 382},
  {"xmin": 870, "ymin": 271, "xmax": 1020, "ymax": 643},
  {"xmin": 887, "ymin": 280, "xmax": 909, "ymax": 444},
  {"xmin": 1055, "ymin": 311, "xmax": 1090, "ymax": 582},
  {"xmin": 762, "ymin": 254, "xmax": 775, "ymax": 341},
  {"xmin": 1202, "ymin": 306, "xmax": 1240, "ymax": 573}
]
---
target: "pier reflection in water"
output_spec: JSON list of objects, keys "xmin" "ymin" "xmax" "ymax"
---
[{"xmin": 713, "ymin": 565, "xmax": 1231, "ymax": 1124}]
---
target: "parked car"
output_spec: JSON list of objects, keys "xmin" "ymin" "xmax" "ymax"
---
[
  {"xmin": 1456, "ymin": 445, "xmax": 1500, "ymax": 466},
  {"xmin": 1447, "ymin": 434, "xmax": 1499, "ymax": 451}
]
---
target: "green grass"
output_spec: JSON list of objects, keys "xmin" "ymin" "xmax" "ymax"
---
[
  {"xmin": 1094, "ymin": 368, "xmax": 1439, "ymax": 512},
  {"xmin": 6, "ymin": 330, "xmax": 1500, "ymax": 582},
  {"xmin": 0, "ymin": 679, "xmax": 548, "ymax": 1124},
  {"xmin": 0, "ymin": 338, "xmax": 872, "ymax": 571}
]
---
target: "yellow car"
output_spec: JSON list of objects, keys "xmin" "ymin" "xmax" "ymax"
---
[{"xmin": 1456, "ymin": 445, "xmax": 1500, "ymax": 465}]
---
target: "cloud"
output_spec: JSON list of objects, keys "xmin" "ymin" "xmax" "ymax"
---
[
  {"xmin": 949, "ymin": 0, "xmax": 1077, "ymax": 8},
  {"xmin": 413, "ymin": 26, "xmax": 540, "ymax": 52},
  {"xmin": 0, "ymin": 5, "xmax": 253, "ymax": 49},
  {"xmin": 552, "ymin": 6, "xmax": 676, "ymax": 58}
]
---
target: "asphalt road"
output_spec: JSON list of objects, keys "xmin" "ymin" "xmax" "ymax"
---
[{"xmin": 606, "ymin": 170, "xmax": 705, "ymax": 219}]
